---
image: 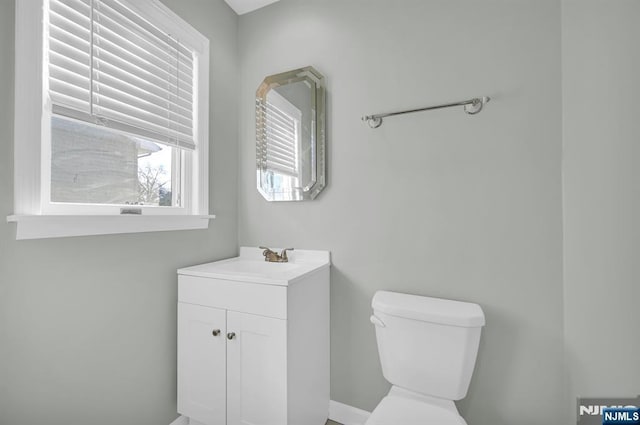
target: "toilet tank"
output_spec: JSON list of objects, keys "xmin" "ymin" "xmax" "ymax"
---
[{"xmin": 371, "ymin": 291, "xmax": 485, "ymax": 401}]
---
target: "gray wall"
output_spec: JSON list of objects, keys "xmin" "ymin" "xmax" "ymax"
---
[
  {"xmin": 0, "ymin": 1, "xmax": 238, "ymax": 424},
  {"xmin": 562, "ymin": 0, "xmax": 640, "ymax": 421},
  {"xmin": 238, "ymin": 1, "xmax": 565, "ymax": 424},
  {"xmin": 6, "ymin": 1, "xmax": 636, "ymax": 424}
]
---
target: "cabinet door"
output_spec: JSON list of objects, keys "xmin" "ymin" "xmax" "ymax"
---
[
  {"xmin": 226, "ymin": 311, "xmax": 287, "ymax": 425},
  {"xmin": 177, "ymin": 303, "xmax": 226, "ymax": 425}
]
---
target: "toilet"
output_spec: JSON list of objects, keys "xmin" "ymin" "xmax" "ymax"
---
[{"xmin": 366, "ymin": 291, "xmax": 485, "ymax": 425}]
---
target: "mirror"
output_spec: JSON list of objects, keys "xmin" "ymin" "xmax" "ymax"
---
[{"xmin": 256, "ymin": 67, "xmax": 326, "ymax": 201}]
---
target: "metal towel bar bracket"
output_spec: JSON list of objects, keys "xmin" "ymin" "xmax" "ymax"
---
[{"xmin": 362, "ymin": 96, "xmax": 491, "ymax": 129}]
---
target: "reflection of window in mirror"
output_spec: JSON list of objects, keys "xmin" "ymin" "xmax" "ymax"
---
[
  {"xmin": 256, "ymin": 66, "xmax": 326, "ymax": 202},
  {"xmin": 265, "ymin": 90, "xmax": 302, "ymax": 195}
]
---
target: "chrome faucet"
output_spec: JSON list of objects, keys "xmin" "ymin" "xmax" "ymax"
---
[{"xmin": 259, "ymin": 246, "xmax": 294, "ymax": 263}]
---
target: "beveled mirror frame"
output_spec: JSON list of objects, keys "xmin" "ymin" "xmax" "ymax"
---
[{"xmin": 256, "ymin": 66, "xmax": 326, "ymax": 201}]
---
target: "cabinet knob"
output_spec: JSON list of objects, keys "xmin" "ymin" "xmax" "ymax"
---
[
  {"xmin": 227, "ymin": 332, "xmax": 236, "ymax": 340},
  {"xmin": 212, "ymin": 329, "xmax": 221, "ymax": 337}
]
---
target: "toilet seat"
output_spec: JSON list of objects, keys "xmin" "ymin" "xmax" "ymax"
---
[{"xmin": 365, "ymin": 395, "xmax": 467, "ymax": 425}]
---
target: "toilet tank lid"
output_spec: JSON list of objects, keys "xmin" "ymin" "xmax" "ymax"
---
[{"xmin": 372, "ymin": 291, "xmax": 485, "ymax": 327}]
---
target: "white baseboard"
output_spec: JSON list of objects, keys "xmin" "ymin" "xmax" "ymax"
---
[
  {"xmin": 169, "ymin": 416, "xmax": 188, "ymax": 425},
  {"xmin": 172, "ymin": 401, "xmax": 371, "ymax": 425},
  {"xmin": 329, "ymin": 400, "xmax": 371, "ymax": 425}
]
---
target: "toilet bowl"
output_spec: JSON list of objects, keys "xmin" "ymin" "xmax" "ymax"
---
[{"xmin": 366, "ymin": 291, "xmax": 485, "ymax": 425}]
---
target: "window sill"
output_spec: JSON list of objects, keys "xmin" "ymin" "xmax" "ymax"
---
[{"xmin": 6, "ymin": 214, "xmax": 216, "ymax": 240}]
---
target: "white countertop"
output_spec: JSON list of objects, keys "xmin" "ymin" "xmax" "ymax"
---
[{"xmin": 178, "ymin": 247, "xmax": 330, "ymax": 286}]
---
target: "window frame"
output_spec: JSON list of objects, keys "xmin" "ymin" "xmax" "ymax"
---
[{"xmin": 9, "ymin": 0, "xmax": 213, "ymax": 240}]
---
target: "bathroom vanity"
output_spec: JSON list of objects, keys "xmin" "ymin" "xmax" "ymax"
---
[{"xmin": 176, "ymin": 247, "xmax": 330, "ymax": 425}]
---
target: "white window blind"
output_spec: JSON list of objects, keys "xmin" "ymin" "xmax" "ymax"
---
[
  {"xmin": 265, "ymin": 94, "xmax": 301, "ymax": 178},
  {"xmin": 47, "ymin": 0, "xmax": 196, "ymax": 150}
]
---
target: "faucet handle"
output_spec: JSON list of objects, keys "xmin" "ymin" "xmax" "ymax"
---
[
  {"xmin": 280, "ymin": 248, "xmax": 294, "ymax": 261},
  {"xmin": 259, "ymin": 246, "xmax": 275, "ymax": 261}
]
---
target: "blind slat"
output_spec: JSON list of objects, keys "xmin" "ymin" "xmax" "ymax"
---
[
  {"xmin": 93, "ymin": 71, "xmax": 192, "ymax": 120},
  {"xmin": 55, "ymin": 0, "xmax": 90, "ymax": 13},
  {"xmin": 266, "ymin": 110, "xmax": 295, "ymax": 130},
  {"xmin": 94, "ymin": 23, "xmax": 194, "ymax": 83},
  {"xmin": 267, "ymin": 107, "xmax": 297, "ymax": 130},
  {"xmin": 50, "ymin": 51, "xmax": 91, "ymax": 76},
  {"xmin": 49, "ymin": 10, "xmax": 90, "ymax": 40},
  {"xmin": 49, "ymin": 25, "xmax": 91, "ymax": 54},
  {"xmin": 93, "ymin": 60, "xmax": 192, "ymax": 108},
  {"xmin": 50, "ymin": 0, "xmax": 90, "ymax": 27},
  {"xmin": 98, "ymin": 0, "xmax": 191, "ymax": 58},
  {"xmin": 94, "ymin": 40, "xmax": 193, "ymax": 93},
  {"xmin": 53, "ymin": 104, "xmax": 195, "ymax": 150},
  {"xmin": 47, "ymin": 0, "xmax": 196, "ymax": 151},
  {"xmin": 93, "ymin": 91, "xmax": 193, "ymax": 136},
  {"xmin": 50, "ymin": 92, "xmax": 91, "ymax": 114},
  {"xmin": 263, "ymin": 99, "xmax": 299, "ymax": 177},
  {"xmin": 266, "ymin": 160, "xmax": 296, "ymax": 175},
  {"xmin": 94, "ymin": 46, "xmax": 193, "ymax": 101},
  {"xmin": 95, "ymin": 5, "xmax": 193, "ymax": 72},
  {"xmin": 50, "ymin": 37, "xmax": 90, "ymax": 66},
  {"xmin": 50, "ymin": 67, "xmax": 90, "ymax": 92},
  {"xmin": 266, "ymin": 148, "xmax": 296, "ymax": 164},
  {"xmin": 266, "ymin": 129, "xmax": 297, "ymax": 150},
  {"xmin": 94, "ymin": 105, "xmax": 194, "ymax": 146},
  {"xmin": 265, "ymin": 117, "xmax": 295, "ymax": 139}
]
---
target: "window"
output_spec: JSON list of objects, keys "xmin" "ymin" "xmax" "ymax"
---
[{"xmin": 10, "ymin": 0, "xmax": 211, "ymax": 239}]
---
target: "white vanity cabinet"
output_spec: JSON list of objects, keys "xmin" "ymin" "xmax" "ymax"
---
[{"xmin": 177, "ymin": 247, "xmax": 330, "ymax": 425}]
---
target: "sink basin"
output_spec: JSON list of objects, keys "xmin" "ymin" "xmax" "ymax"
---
[{"xmin": 178, "ymin": 247, "xmax": 330, "ymax": 285}]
